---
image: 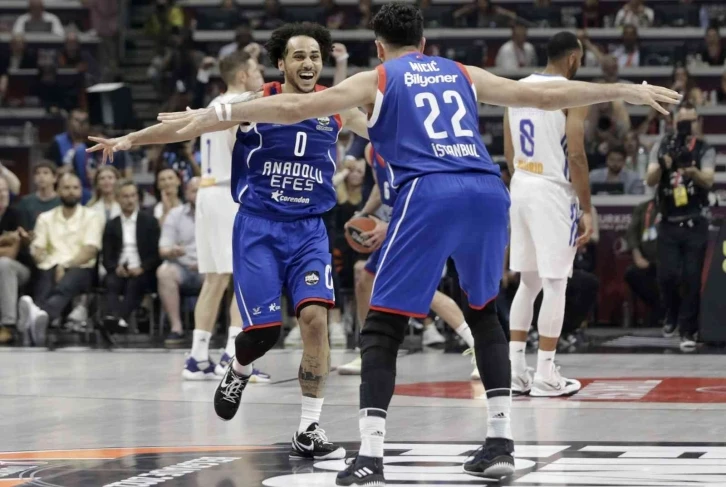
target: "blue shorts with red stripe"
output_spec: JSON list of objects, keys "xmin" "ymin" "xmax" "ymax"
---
[
  {"xmin": 370, "ymin": 172, "xmax": 510, "ymax": 318},
  {"xmin": 232, "ymin": 212, "xmax": 335, "ymax": 330}
]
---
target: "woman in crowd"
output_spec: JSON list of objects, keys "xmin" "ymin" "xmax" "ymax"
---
[
  {"xmin": 88, "ymin": 166, "xmax": 122, "ymax": 222},
  {"xmin": 153, "ymin": 165, "xmax": 183, "ymax": 226},
  {"xmin": 671, "ymin": 65, "xmax": 705, "ymax": 107}
]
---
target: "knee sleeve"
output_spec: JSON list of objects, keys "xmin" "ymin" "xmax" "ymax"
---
[
  {"xmin": 538, "ymin": 277, "xmax": 568, "ymax": 338},
  {"xmin": 467, "ymin": 300, "xmax": 508, "ymax": 346},
  {"xmin": 235, "ymin": 325, "xmax": 281, "ymax": 366},
  {"xmin": 509, "ymin": 271, "xmax": 543, "ymax": 333},
  {"xmin": 359, "ymin": 311, "xmax": 408, "ymax": 411}
]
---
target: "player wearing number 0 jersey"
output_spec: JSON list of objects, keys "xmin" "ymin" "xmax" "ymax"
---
[
  {"xmin": 154, "ymin": 4, "xmax": 680, "ymax": 483},
  {"xmin": 210, "ymin": 24, "xmax": 370, "ymax": 462},
  {"xmin": 337, "ymin": 143, "xmax": 479, "ymax": 379},
  {"xmin": 504, "ymin": 32, "xmax": 594, "ymax": 399}
]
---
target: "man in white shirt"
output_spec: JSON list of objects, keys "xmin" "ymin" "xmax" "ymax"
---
[
  {"xmin": 102, "ymin": 181, "xmax": 161, "ymax": 331},
  {"xmin": 611, "ymin": 24, "xmax": 641, "ymax": 68},
  {"xmin": 495, "ymin": 22, "xmax": 538, "ymax": 70},
  {"xmin": 19, "ymin": 173, "xmax": 103, "ymax": 346},
  {"xmin": 614, "ymin": 0, "xmax": 654, "ymax": 28},
  {"xmin": 13, "ymin": 0, "xmax": 65, "ymax": 36}
]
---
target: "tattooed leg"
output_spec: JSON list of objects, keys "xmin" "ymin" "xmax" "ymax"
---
[{"xmin": 298, "ymin": 304, "xmax": 331, "ymax": 398}]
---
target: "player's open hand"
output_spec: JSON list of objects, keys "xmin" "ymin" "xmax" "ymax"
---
[
  {"xmin": 575, "ymin": 212, "xmax": 593, "ymax": 248},
  {"xmin": 157, "ymin": 106, "xmax": 218, "ymax": 138},
  {"xmin": 86, "ymin": 136, "xmax": 132, "ymax": 164},
  {"xmin": 361, "ymin": 218, "xmax": 388, "ymax": 251},
  {"xmin": 622, "ymin": 83, "xmax": 682, "ymax": 116}
]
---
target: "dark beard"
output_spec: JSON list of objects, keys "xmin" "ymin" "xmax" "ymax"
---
[{"xmin": 61, "ymin": 197, "xmax": 79, "ymax": 208}]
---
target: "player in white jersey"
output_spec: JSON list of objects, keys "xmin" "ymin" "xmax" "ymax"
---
[
  {"xmin": 181, "ymin": 51, "xmax": 267, "ymax": 381},
  {"xmin": 504, "ymin": 32, "xmax": 593, "ymax": 397}
]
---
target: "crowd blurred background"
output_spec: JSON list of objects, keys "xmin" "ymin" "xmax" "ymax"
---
[{"xmin": 1, "ymin": 0, "xmax": 726, "ymax": 352}]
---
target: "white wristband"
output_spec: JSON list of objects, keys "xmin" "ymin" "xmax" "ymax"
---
[
  {"xmin": 335, "ymin": 53, "xmax": 350, "ymax": 63},
  {"xmin": 214, "ymin": 104, "xmax": 233, "ymax": 121}
]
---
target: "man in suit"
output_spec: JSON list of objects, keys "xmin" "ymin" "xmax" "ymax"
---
[{"xmin": 102, "ymin": 180, "xmax": 161, "ymax": 330}]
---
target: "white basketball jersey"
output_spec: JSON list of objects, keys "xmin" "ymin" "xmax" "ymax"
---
[
  {"xmin": 200, "ymin": 91, "xmax": 241, "ymax": 185},
  {"xmin": 508, "ymin": 74, "xmax": 571, "ymax": 188}
]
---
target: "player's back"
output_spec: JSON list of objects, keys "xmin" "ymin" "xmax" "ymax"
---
[
  {"xmin": 507, "ymin": 74, "xmax": 571, "ymax": 188},
  {"xmin": 201, "ymin": 92, "xmax": 240, "ymax": 185},
  {"xmin": 368, "ymin": 53, "xmax": 499, "ymax": 189},
  {"xmin": 232, "ymin": 82, "xmax": 340, "ymax": 221}
]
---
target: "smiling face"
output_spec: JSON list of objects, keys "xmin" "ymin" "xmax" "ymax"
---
[
  {"xmin": 97, "ymin": 168, "xmax": 118, "ymax": 197},
  {"xmin": 279, "ymin": 35, "xmax": 323, "ymax": 93},
  {"xmin": 157, "ymin": 168, "xmax": 181, "ymax": 195}
]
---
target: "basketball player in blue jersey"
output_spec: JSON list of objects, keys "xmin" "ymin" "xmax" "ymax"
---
[
  {"xmin": 89, "ymin": 23, "xmax": 370, "ymax": 461},
  {"xmin": 159, "ymin": 4, "xmax": 680, "ymax": 483},
  {"xmin": 338, "ymin": 142, "xmax": 479, "ymax": 379}
]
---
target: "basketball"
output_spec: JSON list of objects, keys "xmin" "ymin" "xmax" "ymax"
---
[{"xmin": 345, "ymin": 216, "xmax": 377, "ymax": 254}]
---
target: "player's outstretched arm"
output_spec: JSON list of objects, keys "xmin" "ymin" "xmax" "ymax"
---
[
  {"xmin": 87, "ymin": 92, "xmax": 261, "ymax": 163},
  {"xmin": 158, "ymin": 71, "xmax": 378, "ymax": 136},
  {"xmin": 465, "ymin": 65, "xmax": 681, "ymax": 114},
  {"xmin": 341, "ymin": 107, "xmax": 370, "ymax": 140}
]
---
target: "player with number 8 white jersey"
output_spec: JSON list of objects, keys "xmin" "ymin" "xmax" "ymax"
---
[{"xmin": 506, "ymin": 73, "xmax": 581, "ymax": 279}]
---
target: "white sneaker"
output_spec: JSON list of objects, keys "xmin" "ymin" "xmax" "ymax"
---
[
  {"xmin": 329, "ymin": 321, "xmax": 347, "ymax": 348},
  {"xmin": 29, "ymin": 305, "xmax": 49, "ymax": 347},
  {"xmin": 462, "ymin": 348, "xmax": 480, "ymax": 380},
  {"xmin": 422, "ymin": 325, "xmax": 445, "ymax": 346},
  {"xmin": 68, "ymin": 303, "xmax": 88, "ymax": 323},
  {"xmin": 530, "ymin": 365, "xmax": 581, "ymax": 397},
  {"xmin": 512, "ymin": 367, "xmax": 534, "ymax": 396},
  {"xmin": 338, "ymin": 356, "xmax": 362, "ymax": 375},
  {"xmin": 284, "ymin": 325, "xmax": 302, "ymax": 348}
]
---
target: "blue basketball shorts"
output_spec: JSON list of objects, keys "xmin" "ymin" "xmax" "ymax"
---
[
  {"xmin": 369, "ymin": 172, "xmax": 510, "ymax": 318},
  {"xmin": 232, "ymin": 212, "xmax": 335, "ymax": 330}
]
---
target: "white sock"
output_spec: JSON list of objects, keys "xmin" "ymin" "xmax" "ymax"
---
[
  {"xmin": 486, "ymin": 393, "xmax": 512, "ymax": 440},
  {"xmin": 299, "ymin": 397, "xmax": 324, "ymax": 433},
  {"xmin": 225, "ymin": 326, "xmax": 242, "ymax": 356},
  {"xmin": 359, "ymin": 409, "xmax": 386, "ymax": 458},
  {"xmin": 509, "ymin": 341, "xmax": 527, "ymax": 375},
  {"xmin": 454, "ymin": 322, "xmax": 475, "ymax": 348},
  {"xmin": 190, "ymin": 329, "xmax": 211, "ymax": 362},
  {"xmin": 232, "ymin": 358, "xmax": 252, "ymax": 377},
  {"xmin": 537, "ymin": 349, "xmax": 556, "ymax": 380}
]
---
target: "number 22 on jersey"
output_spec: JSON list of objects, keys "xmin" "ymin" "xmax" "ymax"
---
[{"xmin": 415, "ymin": 90, "xmax": 474, "ymax": 139}]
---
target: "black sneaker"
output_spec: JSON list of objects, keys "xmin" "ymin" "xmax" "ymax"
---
[
  {"xmin": 213, "ymin": 362, "xmax": 250, "ymax": 421},
  {"xmin": 290, "ymin": 422, "xmax": 346, "ymax": 460},
  {"xmin": 662, "ymin": 322, "xmax": 677, "ymax": 338},
  {"xmin": 463, "ymin": 437, "xmax": 515, "ymax": 479},
  {"xmin": 336, "ymin": 454, "xmax": 385, "ymax": 486}
]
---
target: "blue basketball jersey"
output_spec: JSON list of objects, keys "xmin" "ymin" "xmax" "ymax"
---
[
  {"xmin": 368, "ymin": 54, "xmax": 499, "ymax": 188},
  {"xmin": 365, "ymin": 144, "xmax": 397, "ymax": 206},
  {"xmin": 231, "ymin": 82, "xmax": 341, "ymax": 221}
]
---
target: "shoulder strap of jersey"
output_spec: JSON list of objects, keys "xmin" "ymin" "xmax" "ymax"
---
[{"xmin": 262, "ymin": 82, "xmax": 282, "ymax": 97}]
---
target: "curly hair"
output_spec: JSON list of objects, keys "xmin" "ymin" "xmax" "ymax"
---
[
  {"xmin": 266, "ymin": 22, "xmax": 332, "ymax": 66},
  {"xmin": 370, "ymin": 2, "xmax": 424, "ymax": 49}
]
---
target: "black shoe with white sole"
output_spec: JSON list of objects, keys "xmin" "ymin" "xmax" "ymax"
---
[
  {"xmin": 290, "ymin": 422, "xmax": 346, "ymax": 460},
  {"xmin": 336, "ymin": 454, "xmax": 385, "ymax": 486},
  {"xmin": 213, "ymin": 362, "xmax": 250, "ymax": 421},
  {"xmin": 463, "ymin": 437, "xmax": 515, "ymax": 479},
  {"xmin": 662, "ymin": 322, "xmax": 677, "ymax": 338}
]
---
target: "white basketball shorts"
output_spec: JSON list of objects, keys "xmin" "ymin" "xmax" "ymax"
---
[
  {"xmin": 508, "ymin": 172, "xmax": 579, "ymax": 279},
  {"xmin": 195, "ymin": 184, "xmax": 238, "ymax": 274}
]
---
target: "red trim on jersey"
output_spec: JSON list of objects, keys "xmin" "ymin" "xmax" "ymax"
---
[
  {"xmin": 375, "ymin": 153, "xmax": 386, "ymax": 168},
  {"xmin": 245, "ymin": 321, "xmax": 282, "ymax": 330},
  {"xmin": 295, "ymin": 297, "xmax": 335, "ymax": 314},
  {"xmin": 262, "ymin": 82, "xmax": 282, "ymax": 97},
  {"xmin": 365, "ymin": 144, "xmax": 374, "ymax": 167},
  {"xmin": 369, "ymin": 304, "xmax": 428, "ymax": 319},
  {"xmin": 363, "ymin": 266, "xmax": 376, "ymax": 276},
  {"xmin": 376, "ymin": 65, "xmax": 387, "ymax": 93},
  {"xmin": 455, "ymin": 62, "xmax": 472, "ymax": 85}
]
